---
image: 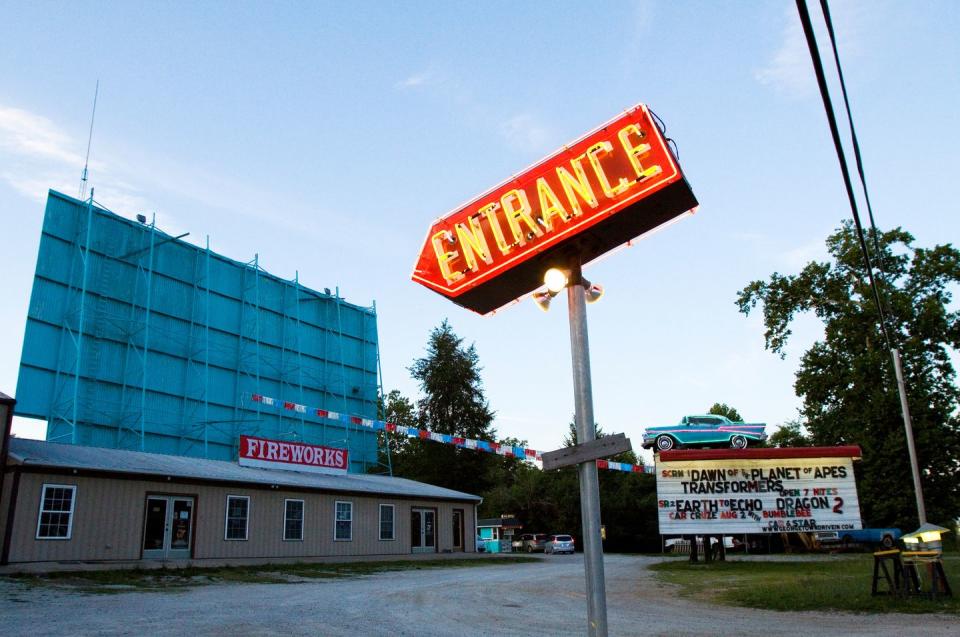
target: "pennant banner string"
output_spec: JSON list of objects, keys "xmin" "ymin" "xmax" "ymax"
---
[{"xmin": 248, "ymin": 393, "xmax": 654, "ymax": 474}]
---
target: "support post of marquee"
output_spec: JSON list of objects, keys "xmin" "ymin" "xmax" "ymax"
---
[{"xmin": 566, "ymin": 263, "xmax": 608, "ymax": 637}]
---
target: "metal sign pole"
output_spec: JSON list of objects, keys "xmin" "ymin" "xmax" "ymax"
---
[{"xmin": 566, "ymin": 264, "xmax": 608, "ymax": 637}]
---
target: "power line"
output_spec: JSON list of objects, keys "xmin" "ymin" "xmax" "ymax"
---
[
  {"xmin": 795, "ymin": 0, "xmax": 927, "ymax": 525},
  {"xmin": 795, "ymin": 0, "xmax": 892, "ymax": 350},
  {"xmin": 818, "ymin": 0, "xmax": 887, "ymax": 278}
]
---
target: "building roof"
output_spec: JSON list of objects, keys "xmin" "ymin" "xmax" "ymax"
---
[
  {"xmin": 7, "ymin": 438, "xmax": 481, "ymax": 503},
  {"xmin": 477, "ymin": 516, "xmax": 522, "ymax": 529}
]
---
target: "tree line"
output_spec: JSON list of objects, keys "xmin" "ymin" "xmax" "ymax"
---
[{"xmin": 377, "ymin": 320, "xmax": 666, "ymax": 551}]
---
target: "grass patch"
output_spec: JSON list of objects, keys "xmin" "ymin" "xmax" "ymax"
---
[
  {"xmin": 6, "ymin": 556, "xmax": 539, "ymax": 594},
  {"xmin": 650, "ymin": 555, "xmax": 959, "ymax": 614}
]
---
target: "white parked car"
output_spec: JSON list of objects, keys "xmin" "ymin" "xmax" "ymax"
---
[{"xmin": 544, "ymin": 534, "xmax": 575, "ymax": 554}]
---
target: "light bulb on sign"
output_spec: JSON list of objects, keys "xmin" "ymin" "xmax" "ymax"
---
[{"xmin": 544, "ymin": 268, "xmax": 569, "ymax": 293}]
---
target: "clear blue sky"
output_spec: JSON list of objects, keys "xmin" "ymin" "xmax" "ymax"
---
[{"xmin": 1, "ymin": 1, "xmax": 957, "ymax": 465}]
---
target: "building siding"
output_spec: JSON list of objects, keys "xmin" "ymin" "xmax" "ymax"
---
[
  {"xmin": 0, "ymin": 470, "xmax": 15, "ymax": 559},
  {"xmin": 5, "ymin": 471, "xmax": 476, "ymax": 564}
]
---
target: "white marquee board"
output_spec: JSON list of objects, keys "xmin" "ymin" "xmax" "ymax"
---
[{"xmin": 656, "ymin": 455, "xmax": 863, "ymax": 535}]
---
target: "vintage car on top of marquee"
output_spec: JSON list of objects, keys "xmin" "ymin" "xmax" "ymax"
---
[{"xmin": 641, "ymin": 415, "xmax": 767, "ymax": 452}]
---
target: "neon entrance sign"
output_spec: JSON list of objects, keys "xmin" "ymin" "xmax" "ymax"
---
[{"xmin": 412, "ymin": 104, "xmax": 698, "ymax": 314}]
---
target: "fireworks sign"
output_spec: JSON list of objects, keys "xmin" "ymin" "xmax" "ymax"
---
[{"xmin": 239, "ymin": 435, "xmax": 348, "ymax": 475}]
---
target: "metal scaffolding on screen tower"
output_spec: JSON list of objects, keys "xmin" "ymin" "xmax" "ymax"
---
[{"xmin": 16, "ymin": 190, "xmax": 387, "ymax": 474}]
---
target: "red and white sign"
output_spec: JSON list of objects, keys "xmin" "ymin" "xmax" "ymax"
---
[
  {"xmin": 412, "ymin": 104, "xmax": 697, "ymax": 314},
  {"xmin": 239, "ymin": 435, "xmax": 348, "ymax": 475}
]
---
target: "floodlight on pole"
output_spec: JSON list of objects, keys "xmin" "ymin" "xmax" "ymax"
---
[
  {"xmin": 585, "ymin": 283, "xmax": 604, "ymax": 304},
  {"xmin": 533, "ymin": 269, "xmax": 604, "ymax": 312},
  {"xmin": 533, "ymin": 290, "xmax": 554, "ymax": 312}
]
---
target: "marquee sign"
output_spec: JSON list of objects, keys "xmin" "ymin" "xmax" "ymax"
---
[
  {"xmin": 656, "ymin": 447, "xmax": 863, "ymax": 535},
  {"xmin": 238, "ymin": 435, "xmax": 348, "ymax": 475},
  {"xmin": 412, "ymin": 104, "xmax": 698, "ymax": 314}
]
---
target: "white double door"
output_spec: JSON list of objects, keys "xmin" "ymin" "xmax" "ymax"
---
[
  {"xmin": 411, "ymin": 508, "xmax": 436, "ymax": 553},
  {"xmin": 142, "ymin": 495, "xmax": 194, "ymax": 559}
]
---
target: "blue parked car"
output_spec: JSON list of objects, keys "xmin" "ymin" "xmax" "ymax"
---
[
  {"xmin": 642, "ymin": 415, "xmax": 767, "ymax": 452},
  {"xmin": 816, "ymin": 528, "xmax": 902, "ymax": 549}
]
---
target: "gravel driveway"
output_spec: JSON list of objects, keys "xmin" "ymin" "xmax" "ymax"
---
[{"xmin": 1, "ymin": 554, "xmax": 954, "ymax": 636}]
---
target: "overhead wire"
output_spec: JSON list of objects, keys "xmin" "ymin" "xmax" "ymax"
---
[
  {"xmin": 796, "ymin": 0, "xmax": 928, "ymax": 525},
  {"xmin": 819, "ymin": 0, "xmax": 889, "ymax": 284},
  {"xmin": 795, "ymin": 0, "xmax": 893, "ymax": 351}
]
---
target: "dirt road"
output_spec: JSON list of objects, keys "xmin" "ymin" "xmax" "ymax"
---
[{"xmin": 1, "ymin": 554, "xmax": 953, "ymax": 636}]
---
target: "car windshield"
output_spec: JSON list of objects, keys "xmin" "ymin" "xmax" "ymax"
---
[{"xmin": 553, "ymin": 535, "xmax": 573, "ymax": 542}]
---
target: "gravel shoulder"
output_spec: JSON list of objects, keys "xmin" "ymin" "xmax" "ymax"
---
[{"xmin": 1, "ymin": 554, "xmax": 955, "ymax": 636}]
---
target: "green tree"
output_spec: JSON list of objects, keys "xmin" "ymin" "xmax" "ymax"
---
[
  {"xmin": 737, "ymin": 221, "xmax": 960, "ymax": 528},
  {"xmin": 708, "ymin": 403, "xmax": 743, "ymax": 422},
  {"xmin": 556, "ymin": 417, "xmax": 654, "ymax": 550},
  {"xmin": 768, "ymin": 419, "xmax": 811, "ymax": 448},
  {"xmin": 563, "ymin": 419, "xmax": 637, "ymax": 463},
  {"xmin": 392, "ymin": 320, "xmax": 497, "ymax": 495},
  {"xmin": 563, "ymin": 419, "xmax": 599, "ymax": 448},
  {"xmin": 387, "ymin": 323, "xmax": 661, "ymax": 549},
  {"xmin": 410, "ymin": 320, "xmax": 495, "ymax": 439},
  {"xmin": 373, "ymin": 389, "xmax": 418, "ymax": 472}
]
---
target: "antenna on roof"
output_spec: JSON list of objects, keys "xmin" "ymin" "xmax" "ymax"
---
[{"xmin": 79, "ymin": 79, "xmax": 99, "ymax": 201}]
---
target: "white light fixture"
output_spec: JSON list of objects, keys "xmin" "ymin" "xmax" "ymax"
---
[
  {"xmin": 902, "ymin": 523, "xmax": 950, "ymax": 554},
  {"xmin": 544, "ymin": 268, "xmax": 569, "ymax": 294},
  {"xmin": 533, "ymin": 268, "xmax": 604, "ymax": 311},
  {"xmin": 533, "ymin": 290, "xmax": 554, "ymax": 312},
  {"xmin": 585, "ymin": 282, "xmax": 604, "ymax": 304}
]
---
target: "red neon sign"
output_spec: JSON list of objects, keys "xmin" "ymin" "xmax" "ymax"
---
[{"xmin": 412, "ymin": 104, "xmax": 697, "ymax": 314}]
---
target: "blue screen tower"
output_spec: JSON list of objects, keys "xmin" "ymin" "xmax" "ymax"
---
[{"xmin": 16, "ymin": 191, "xmax": 384, "ymax": 473}]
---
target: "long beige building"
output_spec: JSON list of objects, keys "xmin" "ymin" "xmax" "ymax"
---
[{"xmin": 0, "ymin": 437, "xmax": 480, "ymax": 569}]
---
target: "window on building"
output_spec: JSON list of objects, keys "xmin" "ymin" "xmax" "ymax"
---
[
  {"xmin": 225, "ymin": 495, "xmax": 250, "ymax": 540},
  {"xmin": 379, "ymin": 504, "xmax": 395, "ymax": 541},
  {"xmin": 335, "ymin": 501, "xmax": 352, "ymax": 541},
  {"xmin": 36, "ymin": 484, "xmax": 76, "ymax": 540},
  {"xmin": 284, "ymin": 499, "xmax": 304, "ymax": 541}
]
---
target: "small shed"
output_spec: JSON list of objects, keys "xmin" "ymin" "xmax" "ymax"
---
[{"xmin": 476, "ymin": 515, "xmax": 523, "ymax": 553}]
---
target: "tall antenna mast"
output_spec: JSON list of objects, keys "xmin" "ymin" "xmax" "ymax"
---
[{"xmin": 79, "ymin": 79, "xmax": 99, "ymax": 200}]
